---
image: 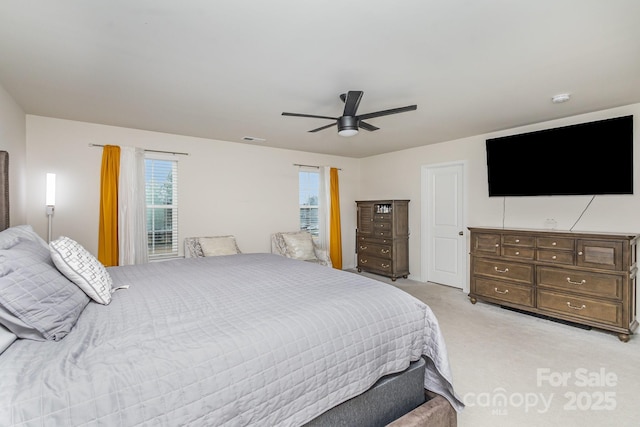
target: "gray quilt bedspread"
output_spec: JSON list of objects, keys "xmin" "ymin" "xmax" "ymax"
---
[{"xmin": 0, "ymin": 253, "xmax": 462, "ymax": 426}]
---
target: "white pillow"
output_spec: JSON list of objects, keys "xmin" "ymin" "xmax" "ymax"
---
[
  {"xmin": 49, "ymin": 237, "xmax": 113, "ymax": 305},
  {"xmin": 199, "ymin": 236, "xmax": 241, "ymax": 257},
  {"xmin": 281, "ymin": 232, "xmax": 317, "ymax": 261}
]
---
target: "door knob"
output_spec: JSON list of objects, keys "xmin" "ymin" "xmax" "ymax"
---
[{"xmin": 458, "ymin": 231, "xmax": 464, "ymax": 236}]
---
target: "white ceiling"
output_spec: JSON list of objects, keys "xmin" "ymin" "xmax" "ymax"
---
[{"xmin": 1, "ymin": 1, "xmax": 639, "ymax": 158}]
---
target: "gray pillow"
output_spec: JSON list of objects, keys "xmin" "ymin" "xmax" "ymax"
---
[
  {"xmin": 0, "ymin": 239, "xmax": 89, "ymax": 341},
  {"xmin": 0, "ymin": 224, "xmax": 49, "ymax": 250}
]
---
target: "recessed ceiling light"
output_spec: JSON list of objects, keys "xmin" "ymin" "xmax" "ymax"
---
[{"xmin": 551, "ymin": 93, "xmax": 571, "ymax": 104}]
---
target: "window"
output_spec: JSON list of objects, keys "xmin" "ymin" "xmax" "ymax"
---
[
  {"xmin": 299, "ymin": 169, "xmax": 319, "ymax": 236},
  {"xmin": 145, "ymin": 157, "xmax": 178, "ymax": 258}
]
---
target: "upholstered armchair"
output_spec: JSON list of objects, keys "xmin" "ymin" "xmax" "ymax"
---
[
  {"xmin": 184, "ymin": 235, "xmax": 242, "ymax": 258},
  {"xmin": 271, "ymin": 231, "xmax": 332, "ymax": 267}
]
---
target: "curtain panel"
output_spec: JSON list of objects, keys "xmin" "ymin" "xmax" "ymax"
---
[
  {"xmin": 98, "ymin": 145, "xmax": 120, "ymax": 266},
  {"xmin": 329, "ymin": 167, "xmax": 342, "ymax": 269},
  {"xmin": 118, "ymin": 147, "xmax": 148, "ymax": 265}
]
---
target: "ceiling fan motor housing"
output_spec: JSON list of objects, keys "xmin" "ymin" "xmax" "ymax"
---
[{"xmin": 338, "ymin": 115, "xmax": 358, "ymax": 135}]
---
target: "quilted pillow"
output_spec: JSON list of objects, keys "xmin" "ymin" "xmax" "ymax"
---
[
  {"xmin": 0, "ymin": 224, "xmax": 49, "ymax": 250},
  {"xmin": 50, "ymin": 236, "xmax": 113, "ymax": 305},
  {"xmin": 0, "ymin": 239, "xmax": 89, "ymax": 341},
  {"xmin": 199, "ymin": 236, "xmax": 241, "ymax": 257},
  {"xmin": 281, "ymin": 232, "xmax": 317, "ymax": 261}
]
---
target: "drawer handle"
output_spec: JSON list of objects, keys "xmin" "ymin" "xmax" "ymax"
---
[
  {"xmin": 515, "ymin": 239, "xmax": 520, "ymax": 243},
  {"xmin": 381, "ymin": 263, "xmax": 390, "ymax": 268},
  {"xmin": 566, "ymin": 302, "xmax": 586, "ymax": 310},
  {"xmin": 566, "ymin": 278, "xmax": 586, "ymax": 285},
  {"xmin": 552, "ymin": 242, "xmax": 557, "ymax": 246},
  {"xmin": 380, "ymin": 249, "xmax": 390, "ymax": 254},
  {"xmin": 515, "ymin": 251, "xmax": 520, "ymax": 255},
  {"xmin": 380, "ymin": 232, "xmax": 385, "ymax": 235},
  {"xmin": 494, "ymin": 266, "xmax": 509, "ymax": 273},
  {"xmin": 494, "ymin": 288, "xmax": 509, "ymax": 294},
  {"xmin": 552, "ymin": 255, "xmax": 557, "ymax": 260},
  {"xmin": 495, "ymin": 244, "xmax": 499, "ymax": 247},
  {"xmin": 360, "ymin": 246, "xmax": 368, "ymax": 250},
  {"xmin": 360, "ymin": 259, "xmax": 368, "ymax": 264},
  {"xmin": 578, "ymin": 251, "xmax": 583, "ymax": 256}
]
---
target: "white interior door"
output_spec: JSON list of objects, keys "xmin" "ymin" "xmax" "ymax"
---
[{"xmin": 422, "ymin": 163, "xmax": 466, "ymax": 289}]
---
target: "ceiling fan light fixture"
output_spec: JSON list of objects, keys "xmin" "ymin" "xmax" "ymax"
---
[
  {"xmin": 337, "ymin": 116, "xmax": 358, "ymax": 137},
  {"xmin": 338, "ymin": 128, "xmax": 358, "ymax": 137}
]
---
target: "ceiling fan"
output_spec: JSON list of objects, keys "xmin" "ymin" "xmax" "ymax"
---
[{"xmin": 282, "ymin": 91, "xmax": 417, "ymax": 137}]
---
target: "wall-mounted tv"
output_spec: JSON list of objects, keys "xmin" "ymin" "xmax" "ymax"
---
[{"xmin": 486, "ymin": 115, "xmax": 633, "ymax": 197}]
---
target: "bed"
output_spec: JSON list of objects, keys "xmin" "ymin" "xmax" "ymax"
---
[{"xmin": 0, "ymin": 151, "xmax": 463, "ymax": 426}]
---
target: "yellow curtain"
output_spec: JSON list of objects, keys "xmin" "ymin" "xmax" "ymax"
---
[
  {"xmin": 98, "ymin": 145, "xmax": 120, "ymax": 266},
  {"xmin": 329, "ymin": 167, "xmax": 343, "ymax": 269}
]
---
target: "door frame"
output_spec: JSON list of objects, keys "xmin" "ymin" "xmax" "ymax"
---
[{"xmin": 420, "ymin": 161, "xmax": 469, "ymax": 292}]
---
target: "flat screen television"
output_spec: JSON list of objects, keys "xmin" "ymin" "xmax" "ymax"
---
[{"xmin": 486, "ymin": 115, "xmax": 634, "ymax": 197}]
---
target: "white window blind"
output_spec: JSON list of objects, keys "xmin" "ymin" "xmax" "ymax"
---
[
  {"xmin": 145, "ymin": 157, "xmax": 178, "ymax": 258},
  {"xmin": 299, "ymin": 169, "xmax": 319, "ymax": 236}
]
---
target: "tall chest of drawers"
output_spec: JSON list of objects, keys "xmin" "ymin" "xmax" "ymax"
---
[
  {"xmin": 469, "ymin": 227, "xmax": 638, "ymax": 342},
  {"xmin": 356, "ymin": 200, "xmax": 409, "ymax": 281}
]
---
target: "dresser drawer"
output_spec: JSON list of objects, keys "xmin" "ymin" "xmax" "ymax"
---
[
  {"xmin": 373, "ymin": 221, "xmax": 391, "ymax": 230},
  {"xmin": 357, "ymin": 242, "xmax": 392, "ymax": 259},
  {"xmin": 358, "ymin": 235, "xmax": 392, "ymax": 245},
  {"xmin": 473, "ymin": 258, "xmax": 533, "ymax": 285},
  {"xmin": 474, "ymin": 278, "xmax": 534, "ymax": 307},
  {"xmin": 577, "ymin": 240, "xmax": 625, "ymax": 271},
  {"xmin": 501, "ymin": 246, "xmax": 534, "ymax": 260},
  {"xmin": 537, "ymin": 267, "xmax": 622, "ymax": 300},
  {"xmin": 536, "ymin": 249, "xmax": 574, "ymax": 265},
  {"xmin": 471, "ymin": 233, "xmax": 501, "ymax": 256},
  {"xmin": 358, "ymin": 254, "xmax": 392, "ymax": 273},
  {"xmin": 537, "ymin": 290, "xmax": 622, "ymax": 327},
  {"xmin": 502, "ymin": 235, "xmax": 535, "ymax": 247},
  {"xmin": 373, "ymin": 214, "xmax": 391, "ymax": 221},
  {"xmin": 371, "ymin": 230, "xmax": 392, "ymax": 238},
  {"xmin": 536, "ymin": 237, "xmax": 574, "ymax": 250}
]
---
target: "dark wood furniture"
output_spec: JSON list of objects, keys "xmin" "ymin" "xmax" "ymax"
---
[
  {"xmin": 469, "ymin": 227, "xmax": 638, "ymax": 342},
  {"xmin": 356, "ymin": 200, "xmax": 409, "ymax": 281}
]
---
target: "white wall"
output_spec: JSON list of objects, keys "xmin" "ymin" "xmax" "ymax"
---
[
  {"xmin": 25, "ymin": 115, "xmax": 360, "ymax": 266},
  {"xmin": 0, "ymin": 84, "xmax": 27, "ymax": 224},
  {"xmin": 17, "ymin": 103, "xmax": 640, "ymax": 279},
  {"xmin": 361, "ymin": 103, "xmax": 640, "ymax": 282}
]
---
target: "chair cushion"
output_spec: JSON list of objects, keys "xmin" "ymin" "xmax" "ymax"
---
[
  {"xmin": 281, "ymin": 232, "xmax": 317, "ymax": 261},
  {"xmin": 199, "ymin": 236, "xmax": 241, "ymax": 256}
]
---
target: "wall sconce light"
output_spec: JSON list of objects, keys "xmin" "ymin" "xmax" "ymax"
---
[{"xmin": 46, "ymin": 173, "xmax": 56, "ymax": 242}]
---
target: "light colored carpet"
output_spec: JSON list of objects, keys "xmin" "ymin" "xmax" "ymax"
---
[{"xmin": 352, "ymin": 271, "xmax": 640, "ymax": 427}]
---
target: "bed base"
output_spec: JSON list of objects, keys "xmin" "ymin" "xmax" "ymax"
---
[{"xmin": 305, "ymin": 358, "xmax": 456, "ymax": 427}]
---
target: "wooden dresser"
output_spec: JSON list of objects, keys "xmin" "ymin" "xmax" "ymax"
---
[
  {"xmin": 356, "ymin": 200, "xmax": 409, "ymax": 281},
  {"xmin": 469, "ymin": 227, "xmax": 638, "ymax": 341}
]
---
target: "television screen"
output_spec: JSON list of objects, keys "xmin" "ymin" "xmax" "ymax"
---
[{"xmin": 486, "ymin": 115, "xmax": 633, "ymax": 197}]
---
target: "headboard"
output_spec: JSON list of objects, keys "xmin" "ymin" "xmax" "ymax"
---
[{"xmin": 0, "ymin": 150, "xmax": 8, "ymax": 231}]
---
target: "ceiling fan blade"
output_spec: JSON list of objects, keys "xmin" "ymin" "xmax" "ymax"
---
[
  {"xmin": 359, "ymin": 121, "xmax": 380, "ymax": 132},
  {"xmin": 309, "ymin": 122, "xmax": 337, "ymax": 133},
  {"xmin": 282, "ymin": 112, "xmax": 337, "ymax": 120},
  {"xmin": 342, "ymin": 91, "xmax": 364, "ymax": 117},
  {"xmin": 357, "ymin": 105, "xmax": 417, "ymax": 121}
]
